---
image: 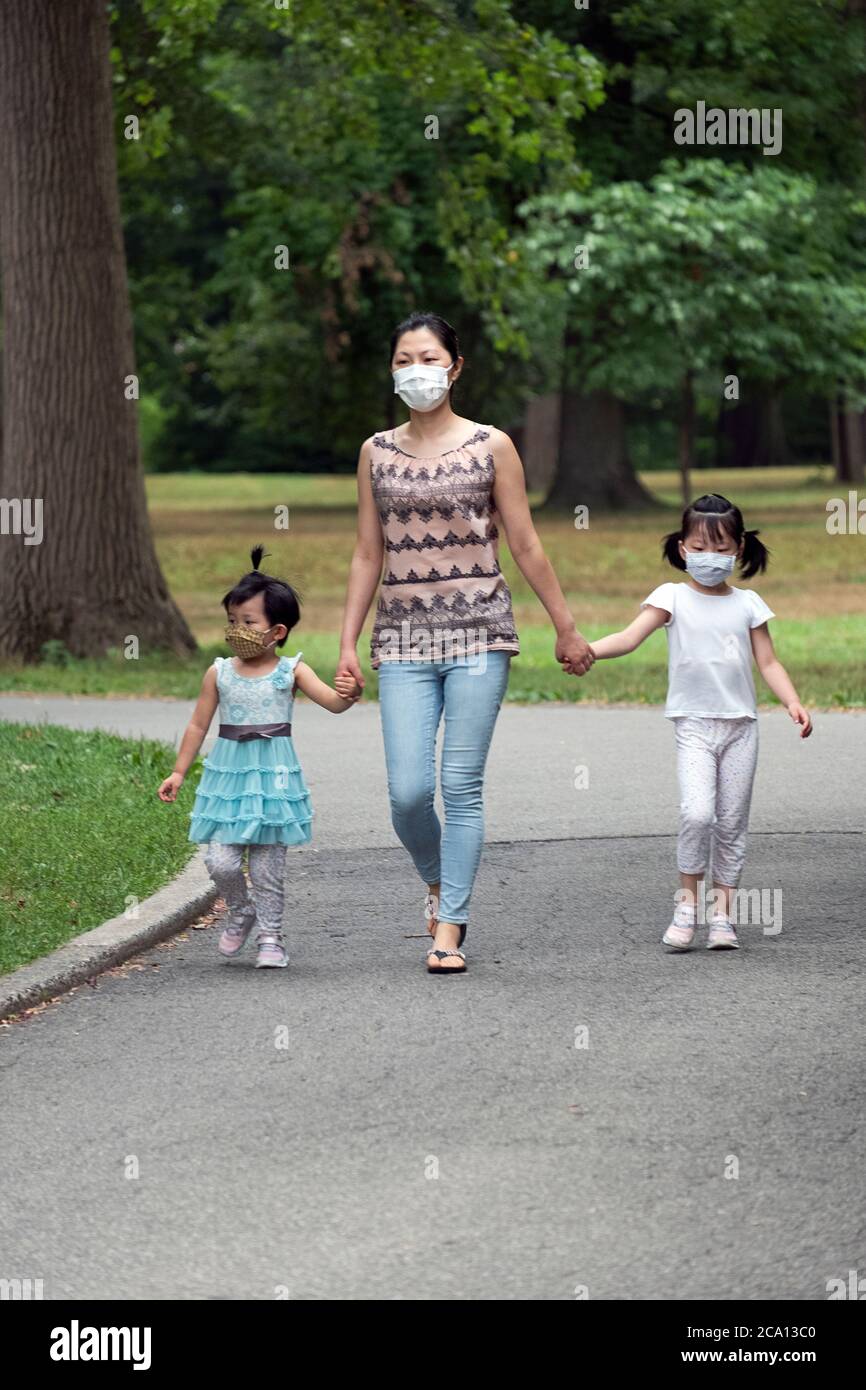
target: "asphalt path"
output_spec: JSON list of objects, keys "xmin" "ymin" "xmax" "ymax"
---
[{"xmin": 0, "ymin": 695, "xmax": 862, "ymax": 1299}]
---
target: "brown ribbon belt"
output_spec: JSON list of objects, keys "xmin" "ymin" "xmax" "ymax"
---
[{"xmin": 218, "ymin": 722, "xmax": 292, "ymax": 741}]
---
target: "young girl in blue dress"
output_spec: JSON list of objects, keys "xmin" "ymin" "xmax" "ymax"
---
[
  {"xmin": 158, "ymin": 547, "xmax": 361, "ymax": 968},
  {"xmin": 588, "ymin": 495, "xmax": 812, "ymax": 951}
]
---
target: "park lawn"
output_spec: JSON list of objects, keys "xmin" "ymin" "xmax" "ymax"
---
[
  {"xmin": 0, "ymin": 724, "xmax": 200, "ymax": 975},
  {"xmin": 1, "ymin": 617, "xmax": 863, "ymax": 708},
  {"xmin": 1, "ymin": 464, "xmax": 864, "ymax": 705}
]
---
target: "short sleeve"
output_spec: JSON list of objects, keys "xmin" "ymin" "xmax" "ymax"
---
[
  {"xmin": 641, "ymin": 582, "xmax": 676, "ymax": 627},
  {"xmin": 272, "ymin": 652, "xmax": 303, "ymax": 691},
  {"xmin": 745, "ymin": 590, "xmax": 775, "ymax": 628}
]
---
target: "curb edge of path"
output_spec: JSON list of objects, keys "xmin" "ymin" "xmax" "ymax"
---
[{"xmin": 0, "ymin": 850, "xmax": 219, "ymax": 1022}]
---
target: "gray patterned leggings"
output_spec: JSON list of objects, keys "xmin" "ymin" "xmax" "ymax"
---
[
  {"xmin": 204, "ymin": 842, "xmax": 288, "ymax": 938},
  {"xmin": 674, "ymin": 716, "xmax": 759, "ymax": 887}
]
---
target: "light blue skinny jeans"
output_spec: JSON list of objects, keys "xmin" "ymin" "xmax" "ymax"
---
[{"xmin": 378, "ymin": 652, "xmax": 512, "ymax": 926}]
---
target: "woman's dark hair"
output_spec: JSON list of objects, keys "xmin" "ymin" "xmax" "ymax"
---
[
  {"xmin": 662, "ymin": 494, "xmax": 769, "ymax": 579},
  {"xmin": 389, "ymin": 312, "xmax": 461, "ymax": 397},
  {"xmin": 222, "ymin": 546, "xmax": 302, "ymax": 647}
]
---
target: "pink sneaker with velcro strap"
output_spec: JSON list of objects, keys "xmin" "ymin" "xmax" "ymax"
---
[{"xmin": 218, "ymin": 906, "xmax": 257, "ymax": 957}]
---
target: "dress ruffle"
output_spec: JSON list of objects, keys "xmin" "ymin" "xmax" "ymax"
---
[
  {"xmin": 189, "ymin": 815, "xmax": 313, "ymax": 846},
  {"xmin": 188, "ymin": 730, "xmax": 313, "ymax": 846}
]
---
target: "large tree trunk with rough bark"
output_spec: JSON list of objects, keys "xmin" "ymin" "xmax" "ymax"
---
[
  {"xmin": 543, "ymin": 389, "xmax": 656, "ymax": 512},
  {"xmin": 0, "ymin": 0, "xmax": 195, "ymax": 661}
]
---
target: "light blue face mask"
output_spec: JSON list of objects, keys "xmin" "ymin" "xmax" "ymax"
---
[{"xmin": 683, "ymin": 549, "xmax": 736, "ymax": 587}]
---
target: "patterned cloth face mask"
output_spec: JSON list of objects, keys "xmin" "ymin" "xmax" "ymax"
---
[{"xmin": 225, "ymin": 623, "xmax": 276, "ymax": 659}]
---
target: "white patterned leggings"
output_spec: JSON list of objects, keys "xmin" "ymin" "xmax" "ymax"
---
[
  {"xmin": 204, "ymin": 842, "xmax": 288, "ymax": 938},
  {"xmin": 674, "ymin": 717, "xmax": 759, "ymax": 887}
]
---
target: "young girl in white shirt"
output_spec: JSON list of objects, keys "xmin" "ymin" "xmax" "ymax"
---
[{"xmin": 589, "ymin": 494, "xmax": 812, "ymax": 950}]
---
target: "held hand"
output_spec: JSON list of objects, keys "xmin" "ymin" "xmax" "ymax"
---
[
  {"xmin": 557, "ymin": 630, "xmax": 595, "ymax": 677},
  {"xmin": 158, "ymin": 772, "xmax": 184, "ymax": 802},
  {"xmin": 788, "ymin": 702, "xmax": 813, "ymax": 738},
  {"xmin": 335, "ymin": 673, "xmax": 362, "ymax": 702},
  {"xmin": 337, "ymin": 648, "xmax": 365, "ymax": 691}
]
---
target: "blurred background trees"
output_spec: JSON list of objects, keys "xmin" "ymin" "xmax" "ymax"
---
[{"xmin": 101, "ymin": 0, "xmax": 866, "ymax": 496}]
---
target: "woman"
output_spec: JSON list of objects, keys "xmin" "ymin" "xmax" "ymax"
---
[{"xmin": 336, "ymin": 312, "xmax": 593, "ymax": 973}]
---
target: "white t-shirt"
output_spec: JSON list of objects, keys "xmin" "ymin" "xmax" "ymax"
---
[{"xmin": 641, "ymin": 581, "xmax": 775, "ymax": 719}]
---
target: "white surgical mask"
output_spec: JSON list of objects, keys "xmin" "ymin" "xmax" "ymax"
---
[
  {"xmin": 393, "ymin": 361, "xmax": 454, "ymax": 412},
  {"xmin": 683, "ymin": 549, "xmax": 736, "ymax": 588}
]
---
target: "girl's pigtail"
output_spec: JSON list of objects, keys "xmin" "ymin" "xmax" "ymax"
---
[
  {"xmin": 662, "ymin": 530, "xmax": 686, "ymax": 570},
  {"xmin": 739, "ymin": 529, "xmax": 769, "ymax": 578},
  {"xmin": 250, "ymin": 544, "xmax": 269, "ymax": 571}
]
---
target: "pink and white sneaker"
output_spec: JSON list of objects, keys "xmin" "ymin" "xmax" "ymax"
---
[
  {"xmin": 255, "ymin": 932, "xmax": 289, "ymax": 969},
  {"xmin": 218, "ymin": 906, "xmax": 257, "ymax": 958},
  {"xmin": 707, "ymin": 919, "xmax": 739, "ymax": 950},
  {"xmin": 662, "ymin": 921, "xmax": 696, "ymax": 950},
  {"xmin": 662, "ymin": 906, "xmax": 697, "ymax": 951}
]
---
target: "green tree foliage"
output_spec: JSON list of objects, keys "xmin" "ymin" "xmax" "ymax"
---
[
  {"xmin": 107, "ymin": 0, "xmax": 866, "ymax": 477},
  {"xmin": 110, "ymin": 0, "xmax": 603, "ymax": 469},
  {"xmin": 521, "ymin": 160, "xmax": 866, "ymax": 395},
  {"xmin": 516, "ymin": 159, "xmax": 866, "ymax": 491}
]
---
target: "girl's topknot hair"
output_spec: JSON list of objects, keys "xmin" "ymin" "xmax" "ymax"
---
[
  {"xmin": 662, "ymin": 494, "xmax": 770, "ymax": 579},
  {"xmin": 222, "ymin": 544, "xmax": 302, "ymax": 647}
]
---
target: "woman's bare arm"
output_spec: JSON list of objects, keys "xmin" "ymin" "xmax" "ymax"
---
[
  {"xmin": 490, "ymin": 429, "xmax": 593, "ymax": 676},
  {"xmin": 337, "ymin": 438, "xmax": 385, "ymax": 687}
]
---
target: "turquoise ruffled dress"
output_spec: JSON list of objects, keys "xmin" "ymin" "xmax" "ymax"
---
[{"xmin": 188, "ymin": 653, "xmax": 314, "ymax": 846}]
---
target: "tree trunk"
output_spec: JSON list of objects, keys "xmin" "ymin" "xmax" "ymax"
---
[
  {"xmin": 829, "ymin": 398, "xmax": 841, "ymax": 476},
  {"xmin": 716, "ymin": 394, "xmax": 759, "ymax": 469},
  {"xmin": 521, "ymin": 391, "xmax": 561, "ymax": 493},
  {"xmin": 0, "ymin": 0, "xmax": 195, "ymax": 661},
  {"xmin": 543, "ymin": 389, "xmax": 656, "ymax": 512},
  {"xmin": 838, "ymin": 400, "xmax": 866, "ymax": 483},
  {"xmin": 717, "ymin": 390, "xmax": 790, "ymax": 468},
  {"xmin": 679, "ymin": 371, "xmax": 695, "ymax": 509},
  {"xmin": 761, "ymin": 394, "xmax": 791, "ymax": 467}
]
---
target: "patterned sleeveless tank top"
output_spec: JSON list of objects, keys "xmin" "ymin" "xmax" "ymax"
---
[{"xmin": 368, "ymin": 423, "xmax": 520, "ymax": 667}]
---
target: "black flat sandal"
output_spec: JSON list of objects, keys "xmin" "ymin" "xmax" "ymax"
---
[{"xmin": 426, "ymin": 923, "xmax": 467, "ymax": 974}]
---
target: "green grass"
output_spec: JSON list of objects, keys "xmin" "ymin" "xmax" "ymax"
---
[
  {"xmin": 0, "ymin": 724, "xmax": 200, "ymax": 976},
  {"xmin": 2, "ymin": 463, "xmax": 864, "ymax": 704},
  {"xmin": 3, "ymin": 614, "xmax": 861, "ymax": 707}
]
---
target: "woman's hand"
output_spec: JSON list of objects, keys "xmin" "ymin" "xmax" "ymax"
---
[
  {"xmin": 158, "ymin": 772, "xmax": 184, "ymax": 802},
  {"xmin": 557, "ymin": 629, "xmax": 595, "ymax": 677},
  {"xmin": 336, "ymin": 647, "xmax": 366, "ymax": 691}
]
